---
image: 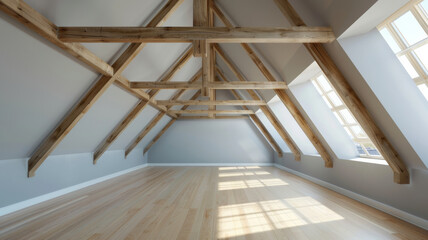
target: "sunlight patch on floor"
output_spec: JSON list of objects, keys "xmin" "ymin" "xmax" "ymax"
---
[
  {"xmin": 218, "ymin": 178, "xmax": 288, "ymax": 191},
  {"xmin": 285, "ymin": 197, "xmax": 344, "ymax": 223},
  {"xmin": 217, "ymin": 198, "xmax": 344, "ymax": 239}
]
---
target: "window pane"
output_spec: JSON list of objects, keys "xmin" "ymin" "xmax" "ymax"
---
[
  {"xmin": 327, "ymin": 92, "xmax": 343, "ymax": 107},
  {"xmin": 414, "ymin": 44, "xmax": 428, "ymax": 71},
  {"xmin": 417, "ymin": 84, "xmax": 428, "ymax": 100},
  {"xmin": 317, "ymin": 75, "xmax": 332, "ymax": 92},
  {"xmin": 399, "ymin": 55, "xmax": 419, "ymax": 78},
  {"xmin": 393, "ymin": 11, "xmax": 427, "ymax": 46},
  {"xmin": 322, "ymin": 96, "xmax": 333, "ymax": 108},
  {"xmin": 420, "ymin": 0, "xmax": 428, "ymax": 17},
  {"xmin": 350, "ymin": 126, "xmax": 367, "ymax": 138},
  {"xmin": 362, "ymin": 143, "xmax": 381, "ymax": 156},
  {"xmin": 380, "ymin": 28, "xmax": 401, "ymax": 53},
  {"xmin": 355, "ymin": 144, "xmax": 366, "ymax": 155},
  {"xmin": 339, "ymin": 109, "xmax": 356, "ymax": 124},
  {"xmin": 333, "ymin": 112, "xmax": 344, "ymax": 125},
  {"xmin": 345, "ymin": 127, "xmax": 354, "ymax": 138},
  {"xmin": 312, "ymin": 81, "xmax": 323, "ymax": 95}
]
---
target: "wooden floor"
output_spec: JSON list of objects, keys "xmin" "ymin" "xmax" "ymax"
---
[{"xmin": 0, "ymin": 167, "xmax": 426, "ymax": 240}]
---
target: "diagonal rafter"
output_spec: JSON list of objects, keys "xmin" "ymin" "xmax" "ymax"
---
[
  {"xmin": 272, "ymin": 0, "xmax": 409, "ymax": 183},
  {"xmin": 124, "ymin": 70, "xmax": 202, "ymax": 157},
  {"xmin": 215, "ymin": 75, "xmax": 283, "ymax": 157},
  {"xmin": 93, "ymin": 47, "xmax": 194, "ymax": 164},
  {"xmin": 143, "ymin": 90, "xmax": 202, "ymax": 155},
  {"xmin": 2, "ymin": 0, "xmax": 186, "ymax": 177},
  {"xmin": 216, "ymin": 66, "xmax": 300, "ymax": 160},
  {"xmin": 213, "ymin": 4, "xmax": 333, "ymax": 167}
]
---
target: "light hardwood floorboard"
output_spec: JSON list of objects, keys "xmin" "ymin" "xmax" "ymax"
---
[{"xmin": 0, "ymin": 166, "xmax": 426, "ymax": 240}]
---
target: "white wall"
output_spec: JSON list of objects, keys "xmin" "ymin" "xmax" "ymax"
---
[
  {"xmin": 0, "ymin": 148, "xmax": 146, "ymax": 208},
  {"xmin": 290, "ymin": 81, "xmax": 359, "ymax": 159},
  {"xmin": 275, "ymin": 153, "xmax": 428, "ymax": 221},
  {"xmin": 147, "ymin": 119, "xmax": 274, "ymax": 164},
  {"xmin": 339, "ymin": 30, "xmax": 428, "ymax": 168}
]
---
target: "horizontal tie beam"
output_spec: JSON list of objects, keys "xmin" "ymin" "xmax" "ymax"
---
[
  {"xmin": 168, "ymin": 110, "xmax": 255, "ymax": 115},
  {"xmin": 129, "ymin": 81, "xmax": 288, "ymax": 89},
  {"xmin": 157, "ymin": 100, "xmax": 267, "ymax": 106},
  {"xmin": 57, "ymin": 26, "xmax": 335, "ymax": 43}
]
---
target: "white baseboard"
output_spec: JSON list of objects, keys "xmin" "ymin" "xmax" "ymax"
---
[
  {"xmin": 274, "ymin": 164, "xmax": 428, "ymax": 230},
  {"xmin": 147, "ymin": 162, "xmax": 274, "ymax": 167},
  {"xmin": 0, "ymin": 164, "xmax": 148, "ymax": 217}
]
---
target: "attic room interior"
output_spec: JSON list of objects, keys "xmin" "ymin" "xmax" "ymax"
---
[{"xmin": 0, "ymin": 0, "xmax": 427, "ymax": 239}]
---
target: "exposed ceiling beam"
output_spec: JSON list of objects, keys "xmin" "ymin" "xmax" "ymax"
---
[
  {"xmin": 143, "ymin": 119, "xmax": 176, "ymax": 155},
  {"xmin": 215, "ymin": 56, "xmax": 302, "ymax": 161},
  {"xmin": 213, "ymin": 5, "xmax": 334, "ymax": 167},
  {"xmin": 125, "ymin": 112, "xmax": 166, "ymax": 157},
  {"xmin": 178, "ymin": 116, "xmax": 249, "ymax": 119},
  {"xmin": 57, "ymin": 27, "xmax": 335, "ymax": 43},
  {"xmin": 0, "ymin": 0, "xmax": 113, "ymax": 76},
  {"xmin": 129, "ymin": 81, "xmax": 288, "ymax": 89},
  {"xmin": 123, "ymin": 73, "xmax": 201, "ymax": 158},
  {"xmin": 10, "ymin": 0, "xmax": 185, "ymax": 177},
  {"xmin": 193, "ymin": 0, "xmax": 208, "ymax": 56},
  {"xmin": 157, "ymin": 100, "xmax": 267, "ymax": 106},
  {"xmin": 143, "ymin": 91, "xmax": 202, "ymax": 154},
  {"xmin": 169, "ymin": 110, "xmax": 254, "ymax": 115},
  {"xmin": 92, "ymin": 50, "xmax": 196, "ymax": 164},
  {"xmin": 273, "ymin": 0, "xmax": 409, "ymax": 184},
  {"xmin": 219, "ymin": 77, "xmax": 283, "ymax": 158}
]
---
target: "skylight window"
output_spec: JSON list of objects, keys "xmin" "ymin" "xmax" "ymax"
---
[
  {"xmin": 311, "ymin": 74, "xmax": 382, "ymax": 159},
  {"xmin": 378, "ymin": 0, "xmax": 428, "ymax": 100}
]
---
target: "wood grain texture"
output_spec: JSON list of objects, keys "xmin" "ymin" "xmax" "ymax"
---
[
  {"xmin": 124, "ymin": 112, "xmax": 166, "ymax": 157},
  {"xmin": 57, "ymin": 26, "xmax": 335, "ymax": 43},
  {"xmin": 0, "ymin": 0, "xmax": 113, "ymax": 76},
  {"xmin": 213, "ymin": 4, "xmax": 332, "ymax": 167},
  {"xmin": 123, "ymin": 72, "xmax": 202, "ymax": 157},
  {"xmin": 94, "ymin": 50, "xmax": 195, "ymax": 163},
  {"xmin": 0, "ymin": 167, "xmax": 425, "ymax": 239},
  {"xmin": 158, "ymin": 100, "xmax": 267, "ymax": 106},
  {"xmin": 143, "ymin": 91, "xmax": 202, "ymax": 154},
  {"xmin": 177, "ymin": 116, "xmax": 249, "ymax": 119},
  {"xmin": 169, "ymin": 110, "xmax": 255, "ymax": 115},
  {"xmin": 218, "ymin": 76, "xmax": 284, "ymax": 158},
  {"xmin": 20, "ymin": 0, "xmax": 184, "ymax": 177},
  {"xmin": 215, "ymin": 49, "xmax": 302, "ymax": 161},
  {"xmin": 130, "ymin": 81, "xmax": 288, "ymax": 89},
  {"xmin": 273, "ymin": 0, "xmax": 408, "ymax": 183}
]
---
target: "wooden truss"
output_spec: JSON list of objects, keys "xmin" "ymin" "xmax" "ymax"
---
[{"xmin": 0, "ymin": 0, "xmax": 409, "ymax": 183}]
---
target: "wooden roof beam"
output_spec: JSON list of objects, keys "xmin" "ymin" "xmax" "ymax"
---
[
  {"xmin": 213, "ymin": 4, "xmax": 333, "ymax": 168},
  {"xmin": 178, "ymin": 116, "xmax": 249, "ymax": 119},
  {"xmin": 273, "ymin": 0, "xmax": 409, "ymax": 183},
  {"xmin": 169, "ymin": 110, "xmax": 254, "ymax": 115},
  {"xmin": 158, "ymin": 100, "xmax": 267, "ymax": 106},
  {"xmin": 11, "ymin": 0, "xmax": 185, "ymax": 177},
  {"xmin": 216, "ymin": 69, "xmax": 299, "ymax": 160},
  {"xmin": 124, "ymin": 79, "xmax": 202, "ymax": 157},
  {"xmin": 129, "ymin": 81, "xmax": 288, "ymax": 89},
  {"xmin": 143, "ymin": 91, "xmax": 202, "ymax": 154},
  {"xmin": 218, "ymin": 77, "xmax": 283, "ymax": 158},
  {"xmin": 92, "ymin": 49, "xmax": 196, "ymax": 164},
  {"xmin": 57, "ymin": 26, "xmax": 336, "ymax": 43}
]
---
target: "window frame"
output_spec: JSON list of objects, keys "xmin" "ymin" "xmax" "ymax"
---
[
  {"xmin": 311, "ymin": 73, "xmax": 383, "ymax": 159},
  {"xmin": 378, "ymin": 0, "xmax": 428, "ymax": 99}
]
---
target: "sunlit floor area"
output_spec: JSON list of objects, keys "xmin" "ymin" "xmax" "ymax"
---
[{"xmin": 0, "ymin": 166, "xmax": 426, "ymax": 240}]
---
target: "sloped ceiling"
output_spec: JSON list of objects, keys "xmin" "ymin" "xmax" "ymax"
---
[
  {"xmin": 0, "ymin": 0, "xmax": 294, "ymax": 161},
  {"xmin": 1, "ymin": 0, "xmax": 422, "ymax": 176}
]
